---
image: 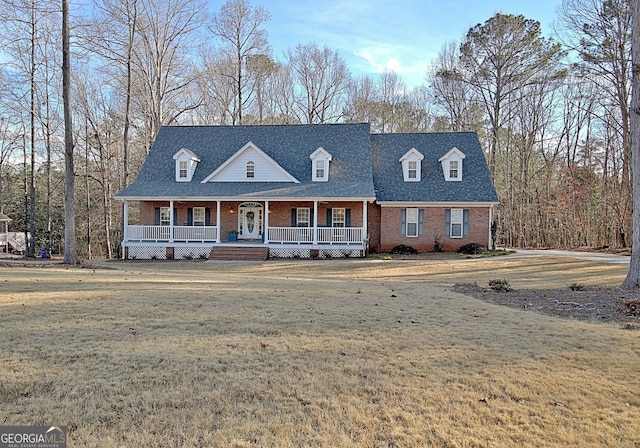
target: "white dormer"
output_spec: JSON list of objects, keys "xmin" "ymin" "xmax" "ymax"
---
[
  {"xmin": 310, "ymin": 147, "xmax": 332, "ymax": 182},
  {"xmin": 399, "ymin": 148, "xmax": 424, "ymax": 182},
  {"xmin": 173, "ymin": 147, "xmax": 200, "ymax": 182},
  {"xmin": 438, "ymin": 147, "xmax": 466, "ymax": 181}
]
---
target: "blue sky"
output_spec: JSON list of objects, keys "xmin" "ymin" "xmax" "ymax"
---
[{"xmin": 244, "ymin": 0, "xmax": 563, "ymax": 87}]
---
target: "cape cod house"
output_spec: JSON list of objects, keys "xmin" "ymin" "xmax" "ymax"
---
[{"xmin": 115, "ymin": 123, "xmax": 498, "ymax": 260}]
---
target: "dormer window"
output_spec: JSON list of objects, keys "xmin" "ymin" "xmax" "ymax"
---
[
  {"xmin": 310, "ymin": 147, "xmax": 332, "ymax": 182},
  {"xmin": 246, "ymin": 161, "xmax": 255, "ymax": 178},
  {"xmin": 179, "ymin": 160, "xmax": 188, "ymax": 179},
  {"xmin": 173, "ymin": 147, "xmax": 200, "ymax": 182},
  {"xmin": 399, "ymin": 148, "xmax": 424, "ymax": 182},
  {"xmin": 439, "ymin": 147, "xmax": 466, "ymax": 182},
  {"xmin": 449, "ymin": 160, "xmax": 459, "ymax": 179},
  {"xmin": 408, "ymin": 161, "xmax": 418, "ymax": 180}
]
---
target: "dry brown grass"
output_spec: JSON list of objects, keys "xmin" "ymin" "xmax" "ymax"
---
[{"xmin": 0, "ymin": 256, "xmax": 639, "ymax": 447}]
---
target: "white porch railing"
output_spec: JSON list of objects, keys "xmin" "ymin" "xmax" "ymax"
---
[
  {"xmin": 125, "ymin": 225, "xmax": 363, "ymax": 245},
  {"xmin": 268, "ymin": 227, "xmax": 314, "ymax": 243},
  {"xmin": 317, "ymin": 227, "xmax": 363, "ymax": 243},
  {"xmin": 268, "ymin": 227, "xmax": 364, "ymax": 244},
  {"xmin": 127, "ymin": 225, "xmax": 217, "ymax": 242}
]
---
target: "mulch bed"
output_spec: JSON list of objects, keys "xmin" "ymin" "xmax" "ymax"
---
[{"xmin": 453, "ymin": 283, "xmax": 640, "ymax": 329}]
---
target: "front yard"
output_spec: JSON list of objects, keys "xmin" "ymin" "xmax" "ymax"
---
[{"xmin": 0, "ymin": 256, "xmax": 638, "ymax": 447}]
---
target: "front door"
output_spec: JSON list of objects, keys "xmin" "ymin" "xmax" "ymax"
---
[{"xmin": 239, "ymin": 203, "xmax": 263, "ymax": 239}]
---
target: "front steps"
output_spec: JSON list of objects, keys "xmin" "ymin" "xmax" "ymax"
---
[{"xmin": 208, "ymin": 245, "xmax": 269, "ymax": 261}]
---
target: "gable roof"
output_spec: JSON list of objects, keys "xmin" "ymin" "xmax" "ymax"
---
[
  {"xmin": 371, "ymin": 132, "xmax": 499, "ymax": 204},
  {"xmin": 116, "ymin": 123, "xmax": 376, "ymax": 200},
  {"xmin": 201, "ymin": 141, "xmax": 300, "ymax": 183}
]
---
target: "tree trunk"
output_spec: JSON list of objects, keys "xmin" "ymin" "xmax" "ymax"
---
[
  {"xmin": 62, "ymin": 0, "xmax": 78, "ymax": 264},
  {"xmin": 622, "ymin": 0, "xmax": 640, "ymax": 287}
]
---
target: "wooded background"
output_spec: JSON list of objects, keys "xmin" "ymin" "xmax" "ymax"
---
[{"xmin": 0, "ymin": 0, "xmax": 631, "ymax": 258}]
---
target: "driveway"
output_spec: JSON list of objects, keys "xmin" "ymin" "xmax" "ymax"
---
[{"xmin": 508, "ymin": 248, "xmax": 630, "ymax": 265}]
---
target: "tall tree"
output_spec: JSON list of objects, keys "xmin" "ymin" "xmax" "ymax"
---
[
  {"xmin": 622, "ymin": 0, "xmax": 640, "ymax": 287},
  {"xmin": 558, "ymin": 0, "xmax": 632, "ymax": 246},
  {"xmin": 459, "ymin": 13, "xmax": 565, "ymax": 175},
  {"xmin": 287, "ymin": 42, "xmax": 351, "ymax": 124},
  {"xmin": 62, "ymin": 0, "xmax": 78, "ymax": 264},
  {"xmin": 209, "ymin": 0, "xmax": 270, "ymax": 125}
]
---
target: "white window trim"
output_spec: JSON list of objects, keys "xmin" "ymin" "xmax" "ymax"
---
[
  {"xmin": 173, "ymin": 148, "xmax": 200, "ymax": 182},
  {"xmin": 193, "ymin": 207, "xmax": 205, "ymax": 226},
  {"xmin": 332, "ymin": 208, "xmax": 346, "ymax": 227},
  {"xmin": 297, "ymin": 208, "xmax": 310, "ymax": 227},
  {"xmin": 399, "ymin": 148, "xmax": 424, "ymax": 182},
  {"xmin": 310, "ymin": 147, "xmax": 332, "ymax": 182},
  {"xmin": 246, "ymin": 161, "xmax": 255, "ymax": 179},
  {"xmin": 160, "ymin": 207, "xmax": 171, "ymax": 226},
  {"xmin": 406, "ymin": 207, "xmax": 419, "ymax": 237},
  {"xmin": 450, "ymin": 208, "xmax": 464, "ymax": 238},
  {"xmin": 439, "ymin": 147, "xmax": 465, "ymax": 182}
]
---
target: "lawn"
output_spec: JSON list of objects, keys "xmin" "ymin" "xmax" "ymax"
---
[{"xmin": 0, "ymin": 256, "xmax": 638, "ymax": 447}]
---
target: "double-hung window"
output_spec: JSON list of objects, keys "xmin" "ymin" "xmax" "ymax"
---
[
  {"xmin": 450, "ymin": 209, "xmax": 463, "ymax": 238},
  {"xmin": 408, "ymin": 161, "xmax": 418, "ymax": 180},
  {"xmin": 332, "ymin": 208, "xmax": 346, "ymax": 227},
  {"xmin": 179, "ymin": 160, "xmax": 188, "ymax": 179},
  {"xmin": 449, "ymin": 160, "xmax": 459, "ymax": 179},
  {"xmin": 193, "ymin": 207, "xmax": 205, "ymax": 226},
  {"xmin": 160, "ymin": 207, "xmax": 171, "ymax": 226},
  {"xmin": 406, "ymin": 208, "xmax": 419, "ymax": 237},
  {"xmin": 297, "ymin": 208, "xmax": 310, "ymax": 227}
]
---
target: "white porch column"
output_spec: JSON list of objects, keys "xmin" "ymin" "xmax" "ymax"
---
[
  {"xmin": 264, "ymin": 200, "xmax": 269, "ymax": 244},
  {"xmin": 362, "ymin": 200, "xmax": 368, "ymax": 244},
  {"xmin": 169, "ymin": 200, "xmax": 174, "ymax": 242},
  {"xmin": 123, "ymin": 202, "xmax": 129, "ymax": 242},
  {"xmin": 313, "ymin": 200, "xmax": 318, "ymax": 244},
  {"xmin": 216, "ymin": 200, "xmax": 221, "ymax": 243},
  {"xmin": 122, "ymin": 201, "xmax": 129, "ymax": 260}
]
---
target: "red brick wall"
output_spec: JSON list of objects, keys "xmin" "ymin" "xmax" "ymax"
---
[
  {"xmin": 139, "ymin": 201, "xmax": 219, "ymax": 226},
  {"xmin": 138, "ymin": 201, "xmax": 365, "ymax": 230},
  {"xmin": 377, "ymin": 206, "xmax": 491, "ymax": 253}
]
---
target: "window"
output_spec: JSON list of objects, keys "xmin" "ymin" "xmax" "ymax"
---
[
  {"xmin": 449, "ymin": 160, "xmax": 459, "ymax": 179},
  {"xmin": 450, "ymin": 209, "xmax": 463, "ymax": 238},
  {"xmin": 160, "ymin": 207, "xmax": 171, "ymax": 226},
  {"xmin": 332, "ymin": 208, "xmax": 346, "ymax": 227},
  {"xmin": 315, "ymin": 160, "xmax": 325, "ymax": 179},
  {"xmin": 400, "ymin": 148, "xmax": 424, "ymax": 182},
  {"xmin": 297, "ymin": 208, "xmax": 310, "ymax": 227},
  {"xmin": 406, "ymin": 208, "xmax": 419, "ymax": 237},
  {"xmin": 310, "ymin": 147, "xmax": 331, "ymax": 181},
  {"xmin": 193, "ymin": 207, "xmax": 205, "ymax": 226},
  {"xmin": 439, "ymin": 147, "xmax": 465, "ymax": 181},
  {"xmin": 408, "ymin": 161, "xmax": 417, "ymax": 180},
  {"xmin": 246, "ymin": 161, "xmax": 255, "ymax": 178},
  {"xmin": 179, "ymin": 160, "xmax": 188, "ymax": 179},
  {"xmin": 173, "ymin": 148, "xmax": 200, "ymax": 182}
]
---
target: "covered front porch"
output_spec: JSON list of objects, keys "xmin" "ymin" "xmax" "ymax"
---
[{"xmin": 121, "ymin": 199, "xmax": 370, "ymax": 259}]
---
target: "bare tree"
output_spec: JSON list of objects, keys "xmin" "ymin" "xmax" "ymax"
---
[
  {"xmin": 209, "ymin": 0, "xmax": 270, "ymax": 125},
  {"xmin": 558, "ymin": 0, "xmax": 632, "ymax": 246},
  {"xmin": 287, "ymin": 42, "xmax": 351, "ymax": 124},
  {"xmin": 62, "ymin": 0, "xmax": 78, "ymax": 264},
  {"xmin": 133, "ymin": 0, "xmax": 206, "ymax": 150},
  {"xmin": 622, "ymin": 0, "xmax": 640, "ymax": 287}
]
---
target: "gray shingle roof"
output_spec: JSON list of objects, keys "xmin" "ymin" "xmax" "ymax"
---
[
  {"xmin": 115, "ymin": 125, "xmax": 498, "ymax": 205},
  {"xmin": 370, "ymin": 132, "xmax": 499, "ymax": 203},
  {"xmin": 116, "ymin": 123, "xmax": 376, "ymax": 200}
]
